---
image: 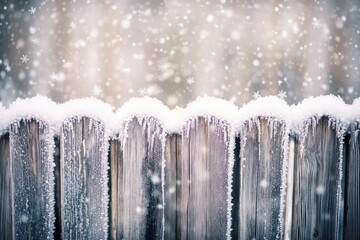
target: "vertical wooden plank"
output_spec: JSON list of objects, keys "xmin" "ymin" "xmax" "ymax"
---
[
  {"xmin": 164, "ymin": 134, "xmax": 182, "ymax": 239},
  {"xmin": 54, "ymin": 136, "xmax": 62, "ymax": 240},
  {"xmin": 0, "ymin": 133, "xmax": 11, "ymax": 240},
  {"xmin": 344, "ymin": 129, "xmax": 360, "ymax": 239},
  {"xmin": 10, "ymin": 120, "xmax": 55, "ymax": 239},
  {"xmin": 238, "ymin": 118, "xmax": 286, "ymax": 239},
  {"xmin": 122, "ymin": 118, "xmax": 164, "ymax": 239},
  {"xmin": 181, "ymin": 117, "xmax": 231, "ymax": 239},
  {"xmin": 110, "ymin": 139, "xmax": 123, "ymax": 239},
  {"xmin": 61, "ymin": 117, "xmax": 109, "ymax": 239},
  {"xmin": 291, "ymin": 117, "xmax": 343, "ymax": 239}
]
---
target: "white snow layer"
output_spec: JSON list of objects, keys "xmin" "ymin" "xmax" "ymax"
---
[{"xmin": 0, "ymin": 94, "xmax": 359, "ymax": 134}]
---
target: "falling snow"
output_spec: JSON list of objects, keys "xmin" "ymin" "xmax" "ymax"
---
[{"xmin": 0, "ymin": 0, "xmax": 358, "ymax": 107}]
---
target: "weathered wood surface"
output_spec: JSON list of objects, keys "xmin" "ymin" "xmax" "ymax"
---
[
  {"xmin": 344, "ymin": 129, "xmax": 360, "ymax": 239},
  {"xmin": 181, "ymin": 117, "xmax": 230, "ymax": 239},
  {"xmin": 121, "ymin": 118, "xmax": 164, "ymax": 239},
  {"xmin": 53, "ymin": 136, "xmax": 61, "ymax": 240},
  {"xmin": 61, "ymin": 117, "xmax": 108, "ymax": 239},
  {"xmin": 164, "ymin": 134, "xmax": 182, "ymax": 239},
  {"xmin": 238, "ymin": 118, "xmax": 286, "ymax": 239},
  {"xmin": 0, "ymin": 133, "xmax": 11, "ymax": 240},
  {"xmin": 109, "ymin": 139, "xmax": 124, "ymax": 240},
  {"xmin": 10, "ymin": 120, "xmax": 55, "ymax": 239},
  {"xmin": 291, "ymin": 117, "xmax": 343, "ymax": 239}
]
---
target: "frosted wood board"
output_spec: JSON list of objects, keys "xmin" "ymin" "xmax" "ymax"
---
[
  {"xmin": 291, "ymin": 117, "xmax": 343, "ymax": 239},
  {"xmin": 181, "ymin": 117, "xmax": 230, "ymax": 239},
  {"xmin": 61, "ymin": 117, "xmax": 108, "ymax": 239},
  {"xmin": 0, "ymin": 134, "xmax": 11, "ymax": 240},
  {"xmin": 164, "ymin": 134, "xmax": 182, "ymax": 239},
  {"xmin": 238, "ymin": 118, "xmax": 286, "ymax": 240},
  {"xmin": 10, "ymin": 120, "xmax": 55, "ymax": 239},
  {"xmin": 344, "ymin": 129, "xmax": 360, "ymax": 239},
  {"xmin": 110, "ymin": 139, "xmax": 124, "ymax": 239},
  {"xmin": 122, "ymin": 118, "xmax": 164, "ymax": 239}
]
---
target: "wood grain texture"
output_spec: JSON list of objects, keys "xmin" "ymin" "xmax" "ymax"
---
[
  {"xmin": 164, "ymin": 134, "xmax": 182, "ymax": 239},
  {"xmin": 0, "ymin": 133, "xmax": 11, "ymax": 240},
  {"xmin": 122, "ymin": 118, "xmax": 164, "ymax": 239},
  {"xmin": 10, "ymin": 120, "xmax": 55, "ymax": 239},
  {"xmin": 238, "ymin": 118, "xmax": 286, "ymax": 240},
  {"xmin": 291, "ymin": 117, "xmax": 343, "ymax": 240},
  {"xmin": 344, "ymin": 129, "xmax": 360, "ymax": 239},
  {"xmin": 109, "ymin": 139, "xmax": 124, "ymax": 240},
  {"xmin": 181, "ymin": 117, "xmax": 230, "ymax": 239},
  {"xmin": 61, "ymin": 117, "xmax": 108, "ymax": 239}
]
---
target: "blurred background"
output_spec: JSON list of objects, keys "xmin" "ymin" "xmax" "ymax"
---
[{"xmin": 0, "ymin": 0, "xmax": 359, "ymax": 108}]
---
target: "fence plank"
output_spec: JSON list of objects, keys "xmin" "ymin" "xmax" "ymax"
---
[
  {"xmin": 291, "ymin": 117, "xmax": 343, "ymax": 239},
  {"xmin": 10, "ymin": 120, "xmax": 55, "ymax": 239},
  {"xmin": 0, "ymin": 133, "xmax": 11, "ymax": 240},
  {"xmin": 181, "ymin": 117, "xmax": 231, "ymax": 239},
  {"xmin": 122, "ymin": 118, "xmax": 164, "ymax": 239},
  {"xmin": 110, "ymin": 139, "xmax": 124, "ymax": 239},
  {"xmin": 164, "ymin": 134, "xmax": 182, "ymax": 239},
  {"xmin": 61, "ymin": 117, "xmax": 108, "ymax": 239},
  {"xmin": 344, "ymin": 129, "xmax": 360, "ymax": 239},
  {"xmin": 238, "ymin": 118, "xmax": 286, "ymax": 239}
]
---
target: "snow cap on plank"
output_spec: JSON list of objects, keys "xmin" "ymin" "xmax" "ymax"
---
[
  {"xmin": 1, "ymin": 95, "xmax": 59, "ymax": 132},
  {"xmin": 114, "ymin": 96, "xmax": 171, "ymax": 130},
  {"xmin": 290, "ymin": 95, "xmax": 351, "ymax": 124},
  {"xmin": 60, "ymin": 97, "xmax": 115, "ymax": 131}
]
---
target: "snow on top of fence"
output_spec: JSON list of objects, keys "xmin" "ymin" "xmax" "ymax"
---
[
  {"xmin": 291, "ymin": 95, "xmax": 352, "ymax": 123},
  {"xmin": 60, "ymin": 97, "xmax": 115, "ymax": 129},
  {"xmin": 1, "ymin": 94, "xmax": 360, "ymax": 135},
  {"xmin": 238, "ymin": 96, "xmax": 289, "ymax": 121},
  {"xmin": 115, "ymin": 97, "xmax": 171, "ymax": 129},
  {"xmin": 1, "ymin": 95, "xmax": 59, "ymax": 132},
  {"xmin": 181, "ymin": 96, "xmax": 239, "ymax": 127}
]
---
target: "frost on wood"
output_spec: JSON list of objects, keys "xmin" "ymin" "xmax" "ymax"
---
[
  {"xmin": 61, "ymin": 117, "xmax": 108, "ymax": 240},
  {"xmin": 181, "ymin": 117, "xmax": 233, "ymax": 239},
  {"xmin": 10, "ymin": 120, "xmax": 55, "ymax": 239},
  {"xmin": 0, "ymin": 133, "xmax": 11, "ymax": 240},
  {"xmin": 120, "ymin": 117, "xmax": 164, "ymax": 239},
  {"xmin": 344, "ymin": 123, "xmax": 360, "ymax": 239},
  {"xmin": 238, "ymin": 117, "xmax": 288, "ymax": 240},
  {"xmin": 291, "ymin": 116, "xmax": 345, "ymax": 239}
]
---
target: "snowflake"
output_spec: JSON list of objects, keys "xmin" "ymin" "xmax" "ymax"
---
[
  {"xmin": 20, "ymin": 55, "xmax": 29, "ymax": 63},
  {"xmin": 70, "ymin": 22, "xmax": 77, "ymax": 30},
  {"xmin": 159, "ymin": 63, "xmax": 169, "ymax": 72},
  {"xmin": 253, "ymin": 91, "xmax": 261, "ymax": 99},
  {"xmin": 138, "ymin": 88, "xmax": 146, "ymax": 96},
  {"xmin": 312, "ymin": 18, "xmax": 321, "ymax": 29},
  {"xmin": 50, "ymin": 73, "xmax": 58, "ymax": 81},
  {"xmin": 31, "ymin": 37, "xmax": 40, "ymax": 45},
  {"xmin": 186, "ymin": 77, "xmax": 194, "ymax": 85},
  {"xmin": 318, "ymin": 62, "xmax": 325, "ymax": 69},
  {"xmin": 186, "ymin": 9, "xmax": 192, "ymax": 15},
  {"xmin": 91, "ymin": 85, "xmax": 102, "ymax": 96},
  {"xmin": 29, "ymin": 7, "xmax": 36, "ymax": 14},
  {"xmin": 277, "ymin": 91, "xmax": 287, "ymax": 99},
  {"xmin": 5, "ymin": 65, "xmax": 10, "ymax": 72}
]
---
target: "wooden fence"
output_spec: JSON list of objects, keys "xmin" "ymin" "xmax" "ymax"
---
[{"xmin": 0, "ymin": 103, "xmax": 359, "ymax": 239}]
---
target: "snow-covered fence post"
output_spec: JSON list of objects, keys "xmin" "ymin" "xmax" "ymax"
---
[
  {"xmin": 237, "ymin": 118, "xmax": 288, "ymax": 240},
  {"xmin": 0, "ymin": 133, "xmax": 11, "ymax": 240},
  {"xmin": 180, "ymin": 117, "xmax": 232, "ymax": 239},
  {"xmin": 164, "ymin": 133, "xmax": 182, "ymax": 239},
  {"xmin": 119, "ymin": 117, "xmax": 164, "ymax": 239},
  {"xmin": 10, "ymin": 120, "xmax": 55, "ymax": 239},
  {"xmin": 291, "ymin": 116, "xmax": 345, "ymax": 239},
  {"xmin": 60, "ymin": 116, "xmax": 109, "ymax": 239},
  {"xmin": 343, "ymin": 125, "xmax": 360, "ymax": 239}
]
